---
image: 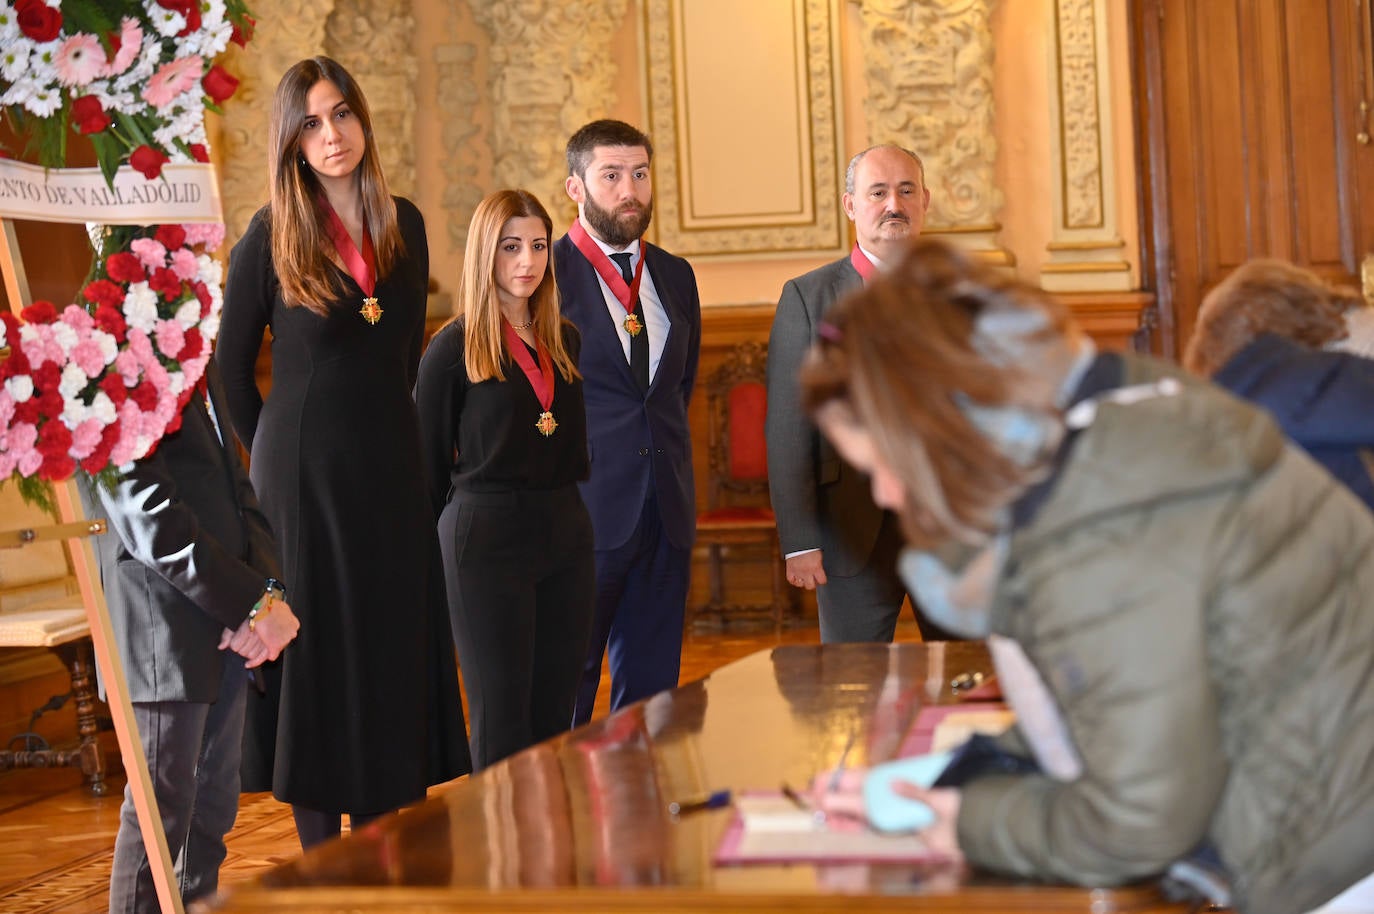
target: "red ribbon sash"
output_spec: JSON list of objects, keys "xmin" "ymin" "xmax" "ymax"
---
[
  {"xmin": 321, "ymin": 198, "xmax": 377, "ymax": 296},
  {"xmin": 502, "ymin": 319, "xmax": 555, "ymax": 412},
  {"xmin": 850, "ymin": 244, "xmax": 876, "ymax": 284},
  {"xmin": 568, "ymin": 218, "xmax": 644, "ymax": 317}
]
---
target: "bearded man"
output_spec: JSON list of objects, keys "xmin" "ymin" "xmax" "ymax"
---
[{"xmin": 554, "ymin": 119, "xmax": 702, "ymax": 723}]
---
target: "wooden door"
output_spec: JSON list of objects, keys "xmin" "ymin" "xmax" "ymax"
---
[{"xmin": 1136, "ymin": 0, "xmax": 1374, "ymax": 356}]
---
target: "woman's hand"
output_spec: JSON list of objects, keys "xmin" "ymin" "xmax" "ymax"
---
[{"xmin": 890, "ymin": 781, "xmax": 965, "ymax": 863}]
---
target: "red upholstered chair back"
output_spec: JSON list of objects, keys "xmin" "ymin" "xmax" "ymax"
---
[{"xmin": 704, "ymin": 342, "xmax": 770, "ymax": 509}]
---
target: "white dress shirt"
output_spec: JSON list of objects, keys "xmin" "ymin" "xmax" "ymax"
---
[{"xmin": 586, "ymin": 231, "xmax": 671, "ymax": 384}]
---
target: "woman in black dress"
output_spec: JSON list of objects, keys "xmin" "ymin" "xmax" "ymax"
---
[
  {"xmin": 415, "ymin": 189, "xmax": 595, "ymax": 771},
  {"xmin": 216, "ymin": 56, "xmax": 470, "ymax": 847}
]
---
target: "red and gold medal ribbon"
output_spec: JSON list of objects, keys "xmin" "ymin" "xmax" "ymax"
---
[
  {"xmin": 502, "ymin": 318, "xmax": 558, "ymax": 437},
  {"xmin": 321, "ymin": 197, "xmax": 382, "ymax": 324},
  {"xmin": 568, "ymin": 218, "xmax": 644, "ymax": 322}
]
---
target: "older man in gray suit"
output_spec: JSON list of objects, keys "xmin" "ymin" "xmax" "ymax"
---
[
  {"xmin": 83, "ymin": 364, "xmax": 299, "ymax": 914},
  {"xmin": 766, "ymin": 144, "xmax": 953, "ymax": 643}
]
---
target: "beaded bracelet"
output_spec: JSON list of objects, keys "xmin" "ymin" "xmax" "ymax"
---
[{"xmin": 248, "ymin": 578, "xmax": 286, "ymax": 632}]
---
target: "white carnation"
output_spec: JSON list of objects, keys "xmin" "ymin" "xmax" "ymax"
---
[
  {"xmin": 198, "ymin": 311, "xmax": 220, "ymax": 342},
  {"xmin": 174, "ymin": 298, "xmax": 200, "ymax": 329},
  {"xmin": 60, "ymin": 395, "xmax": 88, "ymax": 429},
  {"xmin": 90, "ymin": 391, "xmax": 117, "ymax": 425},
  {"xmin": 58, "ymin": 362, "xmax": 87, "ymax": 400},
  {"xmin": 51, "ymin": 321, "xmax": 77, "ymax": 354},
  {"xmin": 196, "ymin": 254, "xmax": 222, "ymax": 286},
  {"xmin": 92, "ymin": 329, "xmax": 118, "ymax": 365},
  {"xmin": 5, "ymin": 375, "xmax": 34, "ymax": 403},
  {"xmin": 167, "ymin": 370, "xmax": 186, "ymax": 395},
  {"xmin": 123, "ymin": 282, "xmax": 160, "ymax": 334}
]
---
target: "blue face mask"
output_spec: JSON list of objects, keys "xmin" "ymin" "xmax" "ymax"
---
[{"xmin": 897, "ymin": 536, "xmax": 1008, "ymax": 638}]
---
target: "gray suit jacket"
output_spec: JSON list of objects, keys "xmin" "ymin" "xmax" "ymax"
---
[
  {"xmin": 82, "ymin": 365, "xmax": 280, "ymax": 703},
  {"xmin": 765, "ymin": 256, "xmax": 886, "ymax": 578}
]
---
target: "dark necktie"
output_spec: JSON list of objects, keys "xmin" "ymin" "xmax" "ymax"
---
[{"xmin": 610, "ymin": 251, "xmax": 650, "ymax": 392}]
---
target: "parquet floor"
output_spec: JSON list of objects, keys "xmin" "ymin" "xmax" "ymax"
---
[{"xmin": 0, "ymin": 619, "xmax": 919, "ymax": 913}]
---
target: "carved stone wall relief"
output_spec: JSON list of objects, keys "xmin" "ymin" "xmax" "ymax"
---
[
  {"xmin": 468, "ymin": 0, "xmax": 629, "ymax": 219},
  {"xmin": 853, "ymin": 0, "xmax": 1009, "ymax": 264},
  {"xmin": 1042, "ymin": 0, "xmax": 1131, "ymax": 291}
]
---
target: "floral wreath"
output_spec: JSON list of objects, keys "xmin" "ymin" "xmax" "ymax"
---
[{"xmin": 0, "ymin": 0, "xmax": 252, "ymax": 509}]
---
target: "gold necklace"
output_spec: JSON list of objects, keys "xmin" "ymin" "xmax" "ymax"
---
[{"xmin": 508, "ymin": 315, "xmax": 534, "ymax": 330}]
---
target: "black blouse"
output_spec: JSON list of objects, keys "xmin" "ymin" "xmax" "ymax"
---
[{"xmin": 415, "ymin": 319, "xmax": 590, "ymax": 516}]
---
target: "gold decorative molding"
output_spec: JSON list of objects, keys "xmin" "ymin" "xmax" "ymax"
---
[
  {"xmin": 327, "ymin": 0, "xmax": 418, "ymax": 199},
  {"xmin": 468, "ymin": 0, "xmax": 629, "ymax": 217},
  {"xmin": 853, "ymin": 0, "xmax": 1003, "ymax": 239},
  {"xmin": 644, "ymin": 0, "xmax": 846, "ymax": 257},
  {"xmin": 1042, "ymin": 0, "xmax": 1132, "ymax": 291}
]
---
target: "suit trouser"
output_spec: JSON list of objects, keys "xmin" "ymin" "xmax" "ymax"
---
[
  {"xmin": 816, "ymin": 511, "xmax": 961, "ymax": 643},
  {"xmin": 441, "ymin": 485, "xmax": 596, "ymax": 771},
  {"xmin": 109, "ymin": 653, "xmax": 247, "ymax": 914},
  {"xmin": 572, "ymin": 492, "xmax": 691, "ymax": 725}
]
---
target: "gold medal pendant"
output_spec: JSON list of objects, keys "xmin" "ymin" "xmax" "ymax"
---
[
  {"xmin": 359, "ymin": 297, "xmax": 383, "ymax": 325},
  {"xmin": 535, "ymin": 411, "xmax": 558, "ymax": 437},
  {"xmin": 623, "ymin": 313, "xmax": 643, "ymax": 337}
]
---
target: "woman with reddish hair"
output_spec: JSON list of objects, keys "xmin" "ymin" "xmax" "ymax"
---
[{"xmin": 802, "ymin": 239, "xmax": 1374, "ymax": 914}]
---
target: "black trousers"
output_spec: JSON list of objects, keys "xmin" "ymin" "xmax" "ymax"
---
[{"xmin": 439, "ymin": 485, "xmax": 596, "ymax": 771}]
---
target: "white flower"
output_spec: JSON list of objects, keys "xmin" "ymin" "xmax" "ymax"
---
[
  {"xmin": 195, "ymin": 255, "xmax": 222, "ymax": 286},
  {"xmin": 92, "ymin": 329, "xmax": 118, "ymax": 365},
  {"xmin": 0, "ymin": 315, "xmax": 6, "ymax": 349},
  {"xmin": 0, "ymin": 8, "xmax": 19, "ymax": 44},
  {"xmin": 50, "ymin": 321, "xmax": 77, "ymax": 354},
  {"xmin": 167, "ymin": 370, "xmax": 186, "ymax": 395},
  {"xmin": 5, "ymin": 375, "xmax": 34, "ymax": 403},
  {"xmin": 0, "ymin": 44, "xmax": 28, "ymax": 83},
  {"xmin": 198, "ymin": 311, "xmax": 220, "ymax": 342},
  {"xmin": 145, "ymin": 0, "xmax": 185, "ymax": 39},
  {"xmin": 60, "ymin": 393, "xmax": 88, "ymax": 429},
  {"xmin": 123, "ymin": 282, "xmax": 159, "ymax": 334},
  {"xmin": 90, "ymin": 391, "xmax": 116, "ymax": 425},
  {"xmin": 174, "ymin": 298, "xmax": 200, "ymax": 329},
  {"xmin": 24, "ymin": 84, "xmax": 61, "ymax": 117},
  {"xmin": 58, "ymin": 361, "xmax": 87, "ymax": 400}
]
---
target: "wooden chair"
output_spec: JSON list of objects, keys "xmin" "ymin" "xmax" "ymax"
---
[
  {"xmin": 0, "ymin": 487, "xmax": 109, "ymax": 795},
  {"xmin": 692, "ymin": 341, "xmax": 793, "ymax": 630}
]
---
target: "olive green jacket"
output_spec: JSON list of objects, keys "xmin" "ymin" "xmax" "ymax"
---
[{"xmin": 958, "ymin": 354, "xmax": 1374, "ymax": 914}]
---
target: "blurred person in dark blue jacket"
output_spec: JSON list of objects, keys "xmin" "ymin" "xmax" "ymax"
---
[{"xmin": 1183, "ymin": 258, "xmax": 1374, "ymax": 512}]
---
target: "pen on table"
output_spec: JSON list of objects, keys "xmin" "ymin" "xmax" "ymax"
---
[
  {"xmin": 826, "ymin": 728, "xmax": 859, "ymax": 794},
  {"xmin": 667, "ymin": 789, "xmax": 732, "ymax": 817}
]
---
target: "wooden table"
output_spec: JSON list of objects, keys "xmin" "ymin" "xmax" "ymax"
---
[{"xmin": 208, "ymin": 643, "xmax": 1195, "ymax": 913}]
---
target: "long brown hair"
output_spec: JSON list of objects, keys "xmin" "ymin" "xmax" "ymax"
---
[
  {"xmin": 455, "ymin": 190, "xmax": 579, "ymax": 384},
  {"xmin": 1183, "ymin": 259, "xmax": 1356, "ymax": 376},
  {"xmin": 801, "ymin": 239, "xmax": 1077, "ymax": 548},
  {"xmin": 267, "ymin": 56, "xmax": 403, "ymax": 315}
]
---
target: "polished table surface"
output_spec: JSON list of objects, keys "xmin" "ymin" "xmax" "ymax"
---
[{"xmin": 208, "ymin": 643, "xmax": 1196, "ymax": 913}]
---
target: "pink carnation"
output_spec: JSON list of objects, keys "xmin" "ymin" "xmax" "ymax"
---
[
  {"xmin": 181, "ymin": 222, "xmax": 226, "ymax": 251},
  {"xmin": 142, "ymin": 55, "xmax": 203, "ymax": 110},
  {"xmin": 0, "ymin": 389, "xmax": 13, "ymax": 426},
  {"xmin": 129, "ymin": 237, "xmax": 168, "ymax": 272},
  {"xmin": 21, "ymin": 327, "xmax": 64, "ymax": 368},
  {"xmin": 70, "ymin": 338, "xmax": 107, "ymax": 377},
  {"xmin": 113, "ymin": 349, "xmax": 141, "ymax": 385},
  {"xmin": 69, "ymin": 418, "xmax": 104, "ymax": 460},
  {"xmin": 168, "ymin": 248, "xmax": 199, "ymax": 281},
  {"xmin": 60, "ymin": 304, "xmax": 95, "ymax": 332},
  {"xmin": 8, "ymin": 422, "xmax": 41, "ymax": 476},
  {"xmin": 154, "ymin": 320, "xmax": 185, "ymax": 359}
]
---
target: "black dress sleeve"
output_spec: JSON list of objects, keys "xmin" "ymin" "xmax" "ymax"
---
[
  {"xmin": 396, "ymin": 197, "xmax": 430, "ymax": 389},
  {"xmin": 216, "ymin": 207, "xmax": 274, "ymax": 452},
  {"xmin": 414, "ymin": 321, "xmax": 467, "ymax": 519}
]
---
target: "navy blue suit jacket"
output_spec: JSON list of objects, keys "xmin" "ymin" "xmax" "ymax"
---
[{"xmin": 554, "ymin": 234, "xmax": 701, "ymax": 551}]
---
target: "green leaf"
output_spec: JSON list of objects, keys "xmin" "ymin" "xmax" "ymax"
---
[
  {"xmin": 60, "ymin": 0, "xmax": 117, "ymax": 40},
  {"xmin": 88, "ymin": 130, "xmax": 124, "ymax": 189}
]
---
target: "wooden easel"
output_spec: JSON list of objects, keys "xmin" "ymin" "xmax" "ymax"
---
[{"xmin": 1, "ymin": 218, "xmax": 185, "ymax": 914}]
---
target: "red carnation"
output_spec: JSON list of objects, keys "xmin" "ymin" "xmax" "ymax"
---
[
  {"xmin": 20, "ymin": 300, "xmax": 57, "ymax": 324},
  {"xmin": 230, "ymin": 16, "xmax": 255, "ymax": 47},
  {"xmin": 129, "ymin": 381, "xmax": 159, "ymax": 412},
  {"xmin": 93, "ymin": 304, "xmax": 127, "ymax": 343},
  {"xmin": 36, "ymin": 419, "xmax": 73, "ymax": 459},
  {"xmin": 177, "ymin": 327, "xmax": 203, "ymax": 361},
  {"xmin": 39, "ymin": 453, "xmax": 77, "ymax": 482},
  {"xmin": 81, "ymin": 423, "xmax": 121, "ymax": 475},
  {"xmin": 192, "ymin": 280, "xmax": 211, "ymax": 316},
  {"xmin": 12, "ymin": 398, "xmax": 39, "ymax": 425},
  {"xmin": 15, "ymin": 0, "xmax": 61, "ymax": 43},
  {"xmin": 130, "ymin": 145, "xmax": 169, "ymax": 180},
  {"xmin": 154, "ymin": 224, "xmax": 186, "ymax": 250},
  {"xmin": 83, "ymin": 279, "xmax": 125, "ymax": 310},
  {"xmin": 105, "ymin": 252, "xmax": 145, "ymax": 283},
  {"xmin": 188, "ymin": 143, "xmax": 209, "ymax": 163},
  {"xmin": 98, "ymin": 373, "xmax": 128, "ymax": 406},
  {"xmin": 202, "ymin": 66, "xmax": 239, "ymax": 105},
  {"xmin": 1, "ymin": 342, "xmax": 29, "ymax": 378},
  {"xmin": 148, "ymin": 267, "xmax": 182, "ymax": 302},
  {"xmin": 70, "ymin": 96, "xmax": 111, "ymax": 135}
]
